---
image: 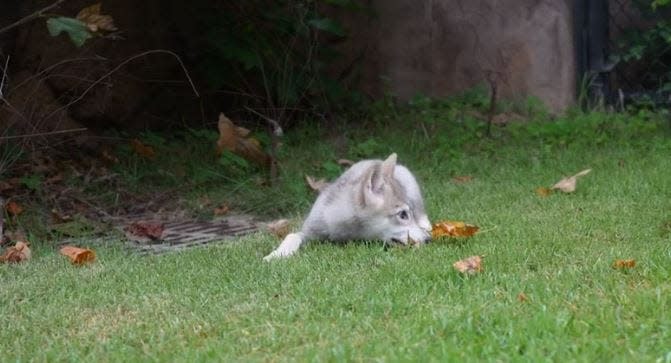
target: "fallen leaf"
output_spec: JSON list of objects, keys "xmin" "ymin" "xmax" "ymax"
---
[
  {"xmin": 535, "ymin": 187, "xmax": 553, "ymax": 197},
  {"xmin": 125, "ymin": 221, "xmax": 164, "ymax": 241},
  {"xmin": 76, "ymin": 3, "xmax": 118, "ymax": 32},
  {"xmin": 130, "ymin": 139, "xmax": 156, "ymax": 159},
  {"xmin": 50, "ymin": 209, "xmax": 73, "ymax": 223},
  {"xmin": 452, "ymin": 175, "xmax": 473, "ymax": 184},
  {"xmin": 551, "ymin": 168, "xmax": 591, "ymax": 193},
  {"xmin": 60, "ymin": 246, "xmax": 96, "ymax": 265},
  {"xmin": 0, "ymin": 241, "xmax": 31, "ymax": 264},
  {"xmin": 5, "ymin": 201, "xmax": 24, "ymax": 216},
  {"xmin": 453, "ymin": 255, "xmax": 483, "ymax": 275},
  {"xmin": 216, "ymin": 113, "xmax": 270, "ymax": 167},
  {"xmin": 612, "ymin": 259, "xmax": 636, "ymax": 269},
  {"xmin": 517, "ymin": 292, "xmax": 529, "ymax": 303},
  {"xmin": 432, "ymin": 220, "xmax": 479, "ymax": 238},
  {"xmin": 213, "ymin": 204, "xmax": 230, "ymax": 216},
  {"xmin": 305, "ymin": 175, "xmax": 329, "ymax": 192},
  {"xmin": 100, "ymin": 148, "xmax": 119, "ymax": 165},
  {"xmin": 266, "ymin": 219, "xmax": 290, "ymax": 239},
  {"xmin": 337, "ymin": 159, "xmax": 354, "ymax": 166}
]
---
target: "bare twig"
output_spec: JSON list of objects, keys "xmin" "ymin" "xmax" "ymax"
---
[
  {"xmin": 244, "ymin": 106, "xmax": 283, "ymax": 136},
  {"xmin": 0, "ymin": 0, "xmax": 68, "ymax": 35},
  {"xmin": 0, "ymin": 127, "xmax": 87, "ymax": 140},
  {"xmin": 0, "ymin": 56, "xmax": 9, "ymax": 98},
  {"xmin": 44, "ymin": 49, "xmax": 199, "ymax": 121}
]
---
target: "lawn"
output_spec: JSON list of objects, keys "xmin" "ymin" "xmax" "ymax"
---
[{"xmin": 2, "ymin": 106, "xmax": 671, "ymax": 361}]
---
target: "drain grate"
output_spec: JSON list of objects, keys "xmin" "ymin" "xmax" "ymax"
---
[{"xmin": 126, "ymin": 216, "xmax": 259, "ymax": 255}]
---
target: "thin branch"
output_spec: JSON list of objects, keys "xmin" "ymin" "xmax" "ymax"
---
[
  {"xmin": 0, "ymin": 56, "xmax": 9, "ymax": 98},
  {"xmin": 0, "ymin": 127, "xmax": 87, "ymax": 140},
  {"xmin": 0, "ymin": 0, "xmax": 68, "ymax": 35},
  {"xmin": 244, "ymin": 106, "xmax": 283, "ymax": 136},
  {"xmin": 44, "ymin": 49, "xmax": 199, "ymax": 121}
]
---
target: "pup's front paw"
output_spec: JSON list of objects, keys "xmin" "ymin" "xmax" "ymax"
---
[
  {"xmin": 263, "ymin": 250, "xmax": 291, "ymax": 261},
  {"xmin": 263, "ymin": 233, "xmax": 303, "ymax": 261}
]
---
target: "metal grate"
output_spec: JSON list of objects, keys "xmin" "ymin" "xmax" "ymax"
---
[{"xmin": 126, "ymin": 216, "xmax": 259, "ymax": 255}]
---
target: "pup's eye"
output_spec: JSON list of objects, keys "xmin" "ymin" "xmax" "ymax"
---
[{"xmin": 398, "ymin": 210, "xmax": 409, "ymax": 220}]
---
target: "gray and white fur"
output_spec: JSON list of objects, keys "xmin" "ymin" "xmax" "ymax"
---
[{"xmin": 264, "ymin": 153, "xmax": 431, "ymax": 260}]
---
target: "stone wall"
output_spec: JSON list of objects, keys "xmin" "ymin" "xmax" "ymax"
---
[{"xmin": 335, "ymin": 0, "xmax": 576, "ymax": 112}]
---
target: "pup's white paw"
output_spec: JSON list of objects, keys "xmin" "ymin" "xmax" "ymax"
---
[{"xmin": 263, "ymin": 233, "xmax": 303, "ymax": 261}]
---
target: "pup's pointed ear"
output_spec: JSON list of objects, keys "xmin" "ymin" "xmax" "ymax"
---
[
  {"xmin": 381, "ymin": 153, "xmax": 397, "ymax": 179},
  {"xmin": 363, "ymin": 154, "xmax": 397, "ymax": 208}
]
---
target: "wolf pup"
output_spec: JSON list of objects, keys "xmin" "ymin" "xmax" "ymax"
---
[{"xmin": 264, "ymin": 153, "xmax": 431, "ymax": 260}]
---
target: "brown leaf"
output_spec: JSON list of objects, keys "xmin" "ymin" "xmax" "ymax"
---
[
  {"xmin": 130, "ymin": 139, "xmax": 156, "ymax": 159},
  {"xmin": 551, "ymin": 169, "xmax": 591, "ymax": 193},
  {"xmin": 216, "ymin": 113, "xmax": 270, "ymax": 167},
  {"xmin": 213, "ymin": 204, "xmax": 230, "ymax": 216},
  {"xmin": 0, "ymin": 241, "xmax": 31, "ymax": 264},
  {"xmin": 432, "ymin": 220, "xmax": 479, "ymax": 238},
  {"xmin": 266, "ymin": 219, "xmax": 291, "ymax": 239},
  {"xmin": 517, "ymin": 292, "xmax": 529, "ymax": 303},
  {"xmin": 305, "ymin": 175, "xmax": 329, "ymax": 192},
  {"xmin": 535, "ymin": 187, "xmax": 553, "ymax": 197},
  {"xmin": 60, "ymin": 246, "xmax": 96, "ymax": 265},
  {"xmin": 76, "ymin": 3, "xmax": 118, "ymax": 32},
  {"xmin": 612, "ymin": 259, "xmax": 636, "ymax": 269},
  {"xmin": 50, "ymin": 209, "xmax": 73, "ymax": 223},
  {"xmin": 125, "ymin": 221, "xmax": 164, "ymax": 241},
  {"xmin": 452, "ymin": 175, "xmax": 473, "ymax": 184},
  {"xmin": 5, "ymin": 201, "xmax": 24, "ymax": 216},
  {"xmin": 453, "ymin": 255, "xmax": 483, "ymax": 275},
  {"xmin": 100, "ymin": 148, "xmax": 119, "ymax": 165}
]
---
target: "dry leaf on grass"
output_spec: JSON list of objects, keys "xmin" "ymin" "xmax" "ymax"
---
[
  {"xmin": 213, "ymin": 205, "xmax": 230, "ymax": 216},
  {"xmin": 60, "ymin": 246, "xmax": 96, "ymax": 265},
  {"xmin": 130, "ymin": 139, "xmax": 156, "ymax": 159},
  {"xmin": 5, "ymin": 201, "xmax": 24, "ymax": 216},
  {"xmin": 453, "ymin": 255, "xmax": 483, "ymax": 275},
  {"xmin": 452, "ymin": 175, "xmax": 474, "ymax": 184},
  {"xmin": 266, "ymin": 219, "xmax": 291, "ymax": 239},
  {"xmin": 125, "ymin": 221, "xmax": 164, "ymax": 242},
  {"xmin": 535, "ymin": 187, "xmax": 553, "ymax": 197},
  {"xmin": 612, "ymin": 259, "xmax": 636, "ymax": 269},
  {"xmin": 216, "ymin": 113, "xmax": 270, "ymax": 167},
  {"xmin": 517, "ymin": 292, "xmax": 529, "ymax": 303},
  {"xmin": 551, "ymin": 169, "xmax": 591, "ymax": 193},
  {"xmin": 305, "ymin": 175, "xmax": 329, "ymax": 192},
  {"xmin": 432, "ymin": 221, "xmax": 479, "ymax": 238},
  {"xmin": 76, "ymin": 3, "xmax": 118, "ymax": 32},
  {"xmin": 0, "ymin": 241, "xmax": 31, "ymax": 264}
]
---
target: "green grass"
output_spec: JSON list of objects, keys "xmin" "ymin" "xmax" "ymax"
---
[{"xmin": 2, "ymin": 107, "xmax": 671, "ymax": 361}]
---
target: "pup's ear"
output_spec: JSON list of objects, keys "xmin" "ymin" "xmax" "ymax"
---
[{"xmin": 364, "ymin": 153, "xmax": 397, "ymax": 208}]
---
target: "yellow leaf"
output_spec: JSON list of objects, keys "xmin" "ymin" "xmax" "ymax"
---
[
  {"xmin": 453, "ymin": 255, "xmax": 483, "ymax": 275},
  {"xmin": 432, "ymin": 220, "xmax": 479, "ymax": 238},
  {"xmin": 76, "ymin": 3, "xmax": 118, "ymax": 33},
  {"xmin": 216, "ymin": 113, "xmax": 270, "ymax": 167},
  {"xmin": 130, "ymin": 139, "xmax": 156, "ymax": 159},
  {"xmin": 0, "ymin": 241, "xmax": 31, "ymax": 264},
  {"xmin": 612, "ymin": 259, "xmax": 636, "ymax": 269},
  {"xmin": 535, "ymin": 187, "xmax": 553, "ymax": 197},
  {"xmin": 60, "ymin": 246, "xmax": 96, "ymax": 265}
]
